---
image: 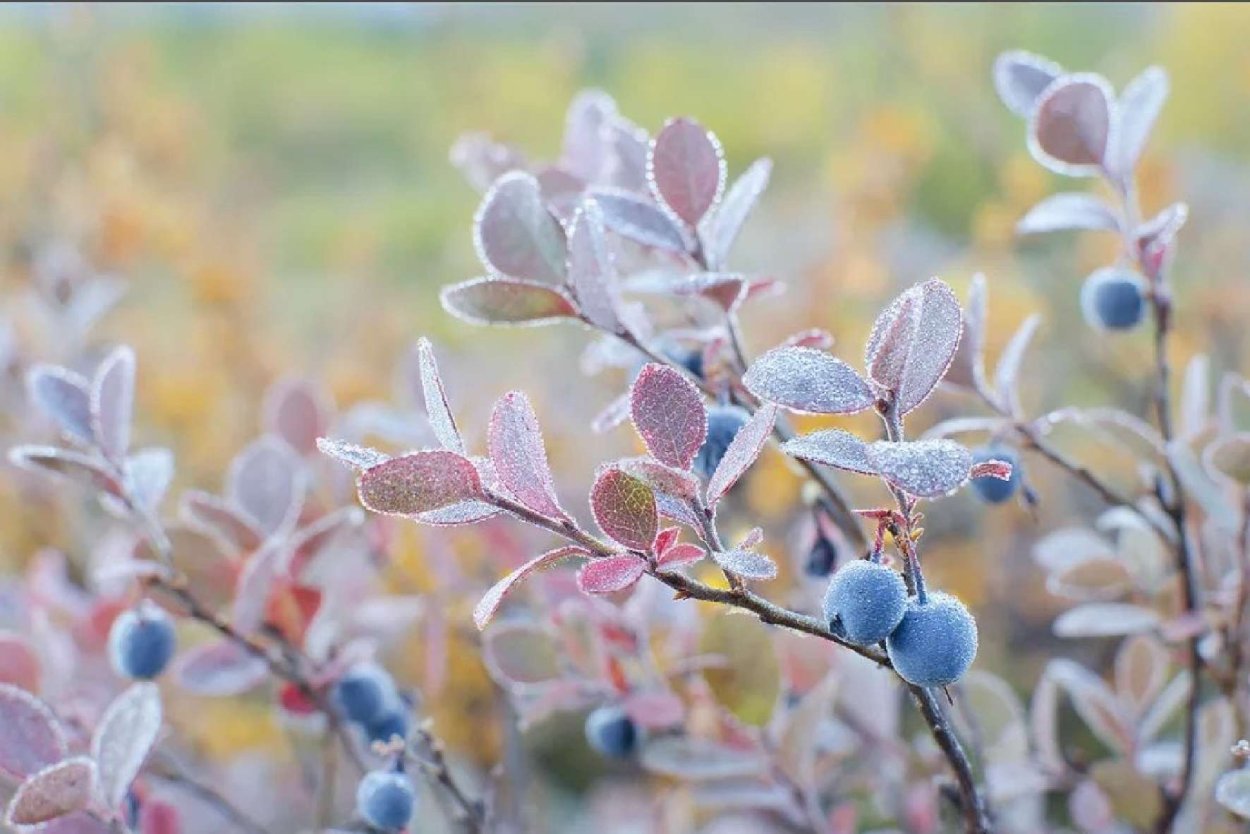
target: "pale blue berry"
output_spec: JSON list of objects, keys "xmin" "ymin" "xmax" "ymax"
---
[
  {"xmin": 822, "ymin": 559, "xmax": 908, "ymax": 646},
  {"xmin": 1081, "ymin": 268, "xmax": 1146, "ymax": 331},
  {"xmin": 108, "ymin": 604, "xmax": 176, "ymax": 680},
  {"xmin": 970, "ymin": 446, "xmax": 1020, "ymax": 504},
  {"xmin": 886, "ymin": 592, "xmax": 978, "ymax": 687},
  {"xmin": 356, "ymin": 769, "xmax": 415, "ymax": 831},
  {"xmin": 335, "ymin": 663, "xmax": 397, "ymax": 726},
  {"xmin": 584, "ymin": 705, "xmax": 638, "ymax": 759},
  {"xmin": 694, "ymin": 405, "xmax": 749, "ymax": 480}
]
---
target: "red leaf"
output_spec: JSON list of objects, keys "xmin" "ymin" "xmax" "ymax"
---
[
  {"xmin": 0, "ymin": 684, "xmax": 67, "ymax": 783},
  {"xmin": 567, "ymin": 200, "xmax": 622, "ymax": 333},
  {"xmin": 91, "ymin": 345, "xmax": 135, "ymax": 462},
  {"xmin": 781, "ymin": 328, "xmax": 835, "ymax": 351},
  {"xmin": 441, "ymin": 277, "xmax": 577, "ymax": 326},
  {"xmin": 474, "ymin": 546, "xmax": 587, "ymax": 630},
  {"xmin": 473, "ymin": 171, "xmax": 567, "ymax": 284},
  {"xmin": 357, "ymin": 451, "xmax": 483, "ymax": 516},
  {"xmin": 864, "ymin": 279, "xmax": 962, "ymax": 415},
  {"xmin": 648, "ymin": 117, "xmax": 725, "ymax": 227},
  {"xmin": 656, "ymin": 542, "xmax": 705, "ymax": 570},
  {"xmin": 139, "ymin": 800, "xmax": 182, "ymax": 834},
  {"xmin": 416, "ymin": 338, "xmax": 465, "ymax": 454},
  {"xmin": 577, "ymin": 554, "xmax": 646, "ymax": 595},
  {"xmin": 488, "ymin": 392, "xmax": 570, "ymax": 522},
  {"xmin": 630, "ymin": 364, "xmax": 707, "ymax": 470},
  {"xmin": 653, "ymin": 527, "xmax": 681, "ymax": 555},
  {"xmin": 970, "ymin": 459, "xmax": 1014, "ymax": 481},
  {"xmin": 5, "ymin": 757, "xmax": 95, "ymax": 826},
  {"xmin": 707, "ymin": 404, "xmax": 776, "ymax": 506},
  {"xmin": 262, "ymin": 377, "xmax": 331, "ymax": 456},
  {"xmin": 743, "ymin": 347, "xmax": 874, "ymax": 415},
  {"xmin": 590, "ymin": 467, "xmax": 659, "ymax": 551},
  {"xmin": 1028, "ymin": 75, "xmax": 1114, "ymax": 176}
]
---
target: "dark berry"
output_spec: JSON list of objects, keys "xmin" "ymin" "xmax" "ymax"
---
[
  {"xmin": 335, "ymin": 663, "xmax": 397, "ymax": 725},
  {"xmin": 108, "ymin": 604, "xmax": 176, "ymax": 680},
  {"xmin": 886, "ymin": 592, "xmax": 978, "ymax": 687},
  {"xmin": 822, "ymin": 559, "xmax": 908, "ymax": 646},
  {"xmin": 365, "ymin": 707, "xmax": 411, "ymax": 746},
  {"xmin": 970, "ymin": 446, "xmax": 1020, "ymax": 504},
  {"xmin": 356, "ymin": 769, "xmax": 415, "ymax": 831},
  {"xmin": 584, "ymin": 705, "xmax": 638, "ymax": 759},
  {"xmin": 694, "ymin": 405, "xmax": 750, "ymax": 480},
  {"xmin": 662, "ymin": 343, "xmax": 704, "ymax": 380},
  {"xmin": 1081, "ymin": 268, "xmax": 1146, "ymax": 331},
  {"xmin": 804, "ymin": 535, "xmax": 839, "ymax": 578}
]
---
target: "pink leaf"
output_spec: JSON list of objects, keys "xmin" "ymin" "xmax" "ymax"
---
[
  {"xmin": 993, "ymin": 50, "xmax": 1064, "ymax": 117},
  {"xmin": 357, "ymin": 451, "xmax": 482, "ymax": 516},
  {"xmin": 706, "ymin": 157, "xmax": 771, "ymax": 270},
  {"xmin": 653, "ymin": 527, "xmax": 681, "ymax": 555},
  {"xmin": 473, "ymin": 546, "xmax": 588, "ymax": 630},
  {"xmin": 738, "ymin": 527, "xmax": 764, "ymax": 550},
  {"xmin": 8, "ymin": 445, "xmax": 123, "ymax": 497},
  {"xmin": 315, "ymin": 437, "xmax": 390, "ymax": 471},
  {"xmin": 1028, "ymin": 74, "xmax": 1115, "ymax": 176},
  {"xmin": 5, "ymin": 757, "xmax": 95, "ymax": 826},
  {"xmin": 488, "ymin": 391, "xmax": 570, "ymax": 522},
  {"xmin": 441, "ymin": 277, "xmax": 577, "ymax": 326},
  {"xmin": 178, "ymin": 490, "xmax": 263, "ymax": 553},
  {"xmin": 173, "ymin": 640, "xmax": 269, "ymax": 696},
  {"xmin": 416, "ymin": 338, "xmax": 465, "ymax": 455},
  {"xmin": 567, "ymin": 200, "xmax": 623, "ymax": 333},
  {"xmin": 590, "ymin": 189, "xmax": 692, "ymax": 253},
  {"xmin": 648, "ymin": 117, "xmax": 725, "ymax": 227},
  {"xmin": 473, "ymin": 171, "xmax": 567, "ymax": 284},
  {"xmin": 685, "ymin": 272, "xmax": 748, "ymax": 313},
  {"xmin": 622, "ymin": 690, "xmax": 685, "ymax": 729},
  {"xmin": 231, "ymin": 542, "xmax": 282, "ymax": 636},
  {"xmin": 630, "ymin": 364, "xmax": 707, "ymax": 470},
  {"xmin": 969, "ymin": 459, "xmax": 1013, "ymax": 481},
  {"xmin": 616, "ymin": 457, "xmax": 701, "ymax": 500},
  {"xmin": 227, "ymin": 437, "xmax": 304, "ymax": 538},
  {"xmin": 864, "ymin": 279, "xmax": 962, "ymax": 415},
  {"xmin": 590, "ymin": 467, "xmax": 659, "ymax": 551},
  {"xmin": 578, "ymin": 555, "xmax": 646, "ymax": 595},
  {"xmin": 707, "ymin": 404, "xmax": 776, "ymax": 506},
  {"xmin": 91, "ymin": 682, "xmax": 162, "ymax": 809},
  {"xmin": 656, "ymin": 542, "xmax": 705, "ymax": 570},
  {"xmin": 27, "ymin": 365, "xmax": 93, "ymax": 446},
  {"xmin": 868, "ymin": 439, "xmax": 973, "ymax": 499},
  {"xmin": 139, "ymin": 799, "xmax": 181, "ymax": 834},
  {"xmin": 0, "ymin": 633, "xmax": 40, "ymax": 692},
  {"xmin": 0, "ymin": 684, "xmax": 67, "ymax": 783},
  {"xmin": 742, "ymin": 347, "xmax": 874, "ymax": 415},
  {"xmin": 781, "ymin": 430, "xmax": 877, "ymax": 476},
  {"xmin": 711, "ymin": 549, "xmax": 777, "ymax": 581},
  {"xmin": 263, "ymin": 377, "xmax": 332, "ymax": 456},
  {"xmin": 90, "ymin": 346, "xmax": 135, "ymax": 462}
]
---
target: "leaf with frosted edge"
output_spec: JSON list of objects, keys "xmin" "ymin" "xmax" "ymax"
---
[
  {"xmin": 5, "ymin": 757, "xmax": 95, "ymax": 826},
  {"xmin": 944, "ymin": 274, "xmax": 988, "ymax": 393},
  {"xmin": 577, "ymin": 554, "xmax": 646, "ymax": 595},
  {"xmin": 656, "ymin": 492, "xmax": 701, "ymax": 528},
  {"xmin": 617, "ymin": 457, "xmax": 700, "ymax": 500},
  {"xmin": 125, "ymin": 448, "xmax": 174, "ymax": 512},
  {"xmin": 743, "ymin": 347, "xmax": 874, "ymax": 415},
  {"xmin": 706, "ymin": 157, "xmax": 771, "ymax": 270},
  {"xmin": 994, "ymin": 50, "xmax": 1064, "ymax": 117},
  {"xmin": 0, "ymin": 684, "xmax": 68, "ymax": 782},
  {"xmin": 91, "ymin": 682, "xmax": 162, "ymax": 809},
  {"xmin": 173, "ymin": 640, "xmax": 269, "ymax": 697},
  {"xmin": 1205, "ymin": 434, "xmax": 1250, "ymax": 486},
  {"xmin": 630, "ymin": 364, "xmax": 707, "ymax": 470},
  {"xmin": 7, "ymin": 446, "xmax": 123, "ymax": 497},
  {"xmin": 1027, "ymin": 74, "xmax": 1116, "ymax": 176},
  {"xmin": 1136, "ymin": 202, "xmax": 1188, "ymax": 251},
  {"xmin": 263, "ymin": 377, "xmax": 331, "ymax": 456},
  {"xmin": 864, "ymin": 279, "xmax": 962, "ymax": 415},
  {"xmin": 1045, "ymin": 659, "xmax": 1133, "ymax": 756},
  {"xmin": 1115, "ymin": 635, "xmax": 1168, "ymax": 715},
  {"xmin": 449, "ymin": 132, "xmax": 526, "ymax": 193},
  {"xmin": 1168, "ymin": 439, "xmax": 1239, "ymax": 535},
  {"xmin": 648, "ymin": 117, "xmax": 726, "ymax": 228},
  {"xmin": 357, "ymin": 451, "xmax": 483, "ymax": 517},
  {"xmin": 561, "ymin": 89, "xmax": 616, "ymax": 182},
  {"xmin": 605, "ymin": 116, "xmax": 650, "ymax": 192},
  {"xmin": 178, "ymin": 490, "xmax": 263, "ymax": 553},
  {"xmin": 474, "ymin": 546, "xmax": 587, "ymax": 630},
  {"xmin": 590, "ymin": 467, "xmax": 658, "ymax": 551},
  {"xmin": 482, "ymin": 624, "xmax": 562, "ymax": 689},
  {"xmin": 1216, "ymin": 771, "xmax": 1250, "ymax": 819},
  {"xmin": 90, "ymin": 346, "xmax": 134, "ymax": 462},
  {"xmin": 590, "ymin": 391, "xmax": 631, "ymax": 435},
  {"xmin": 868, "ymin": 439, "xmax": 973, "ymax": 498},
  {"xmin": 231, "ymin": 542, "xmax": 282, "ymax": 636},
  {"xmin": 1053, "ymin": 603, "xmax": 1159, "ymax": 638},
  {"xmin": 707, "ymin": 404, "xmax": 776, "ymax": 507},
  {"xmin": 415, "ymin": 338, "xmax": 465, "ymax": 455},
  {"xmin": 657, "ymin": 542, "xmax": 705, "ymax": 570},
  {"xmin": 711, "ymin": 548, "xmax": 777, "ymax": 581},
  {"xmin": 1033, "ymin": 527, "xmax": 1116, "ymax": 574},
  {"xmin": 590, "ymin": 189, "xmax": 692, "ymax": 253},
  {"xmin": 441, "ymin": 277, "xmax": 577, "ymax": 327},
  {"xmin": 473, "ymin": 171, "xmax": 566, "ymax": 284},
  {"xmin": 227, "ymin": 437, "xmax": 304, "ymax": 538},
  {"xmin": 922, "ymin": 416, "xmax": 1007, "ymax": 440},
  {"xmin": 994, "ymin": 314, "xmax": 1042, "ymax": 416},
  {"xmin": 653, "ymin": 527, "xmax": 680, "ymax": 554},
  {"xmin": 489, "ymin": 392, "xmax": 570, "ymax": 523},
  {"xmin": 781, "ymin": 430, "xmax": 877, "ymax": 476},
  {"xmin": 567, "ymin": 201, "xmax": 623, "ymax": 333},
  {"xmin": 28, "ymin": 366, "xmax": 93, "ymax": 446},
  {"xmin": 315, "ymin": 437, "xmax": 390, "ymax": 472},
  {"xmin": 686, "ymin": 272, "xmax": 748, "ymax": 313},
  {"xmin": 1017, "ymin": 193, "xmax": 1120, "ymax": 235},
  {"xmin": 1179, "ymin": 353, "xmax": 1209, "ymax": 441},
  {"xmin": 1114, "ymin": 66, "xmax": 1168, "ymax": 177},
  {"xmin": 969, "ymin": 459, "xmax": 1013, "ymax": 482},
  {"xmin": 640, "ymin": 736, "xmax": 769, "ymax": 780}
]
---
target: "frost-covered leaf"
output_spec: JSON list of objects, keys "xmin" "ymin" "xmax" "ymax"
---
[
  {"xmin": 416, "ymin": 338, "xmax": 465, "ymax": 455},
  {"xmin": 567, "ymin": 200, "xmax": 622, "ymax": 333},
  {"xmin": 864, "ymin": 279, "xmax": 962, "ymax": 415},
  {"xmin": 1017, "ymin": 193, "xmax": 1119, "ymax": 235},
  {"xmin": 616, "ymin": 457, "xmax": 701, "ymax": 500},
  {"xmin": 994, "ymin": 50, "xmax": 1064, "ymax": 117},
  {"xmin": 577, "ymin": 554, "xmax": 646, "ymax": 595},
  {"xmin": 1168, "ymin": 440, "xmax": 1239, "ymax": 535},
  {"xmin": 781, "ymin": 430, "xmax": 876, "ymax": 476},
  {"xmin": 315, "ymin": 438, "xmax": 390, "ymax": 472},
  {"xmin": 945, "ymin": 274, "xmax": 987, "ymax": 392},
  {"xmin": 441, "ymin": 277, "xmax": 577, "ymax": 326},
  {"xmin": 1216, "ymin": 770, "xmax": 1250, "ymax": 819},
  {"xmin": 561, "ymin": 89, "xmax": 616, "ymax": 182},
  {"xmin": 1033, "ymin": 527, "xmax": 1116, "ymax": 574},
  {"xmin": 1137, "ymin": 202, "xmax": 1188, "ymax": 253},
  {"xmin": 173, "ymin": 640, "xmax": 269, "ymax": 697},
  {"xmin": 707, "ymin": 404, "xmax": 776, "ymax": 506},
  {"xmin": 7, "ymin": 446, "xmax": 123, "ymax": 497},
  {"xmin": 994, "ymin": 314, "xmax": 1042, "ymax": 416},
  {"xmin": 640, "ymin": 737, "xmax": 768, "ymax": 780},
  {"xmin": 781, "ymin": 328, "xmax": 834, "ymax": 351},
  {"xmin": 711, "ymin": 549, "xmax": 777, "ymax": 581},
  {"xmin": 227, "ymin": 437, "xmax": 304, "ymax": 537},
  {"xmin": 27, "ymin": 365, "xmax": 93, "ymax": 446},
  {"xmin": 474, "ymin": 171, "xmax": 566, "ymax": 284},
  {"xmin": 1028, "ymin": 74, "xmax": 1115, "ymax": 176},
  {"xmin": 648, "ymin": 117, "xmax": 725, "ymax": 227},
  {"xmin": 91, "ymin": 346, "xmax": 135, "ymax": 461},
  {"xmin": 5, "ymin": 757, "xmax": 95, "ymax": 826},
  {"xmin": 450, "ymin": 132, "xmax": 526, "ymax": 192},
  {"xmin": 0, "ymin": 684, "xmax": 67, "ymax": 783},
  {"xmin": 869, "ymin": 439, "xmax": 974, "ymax": 498},
  {"xmin": 1114, "ymin": 66, "xmax": 1168, "ymax": 177},
  {"xmin": 1204, "ymin": 433, "xmax": 1250, "ymax": 486},
  {"xmin": 657, "ymin": 542, "xmax": 705, "ymax": 570},
  {"xmin": 590, "ymin": 468, "xmax": 658, "ymax": 551},
  {"xmin": 706, "ymin": 157, "xmax": 771, "ymax": 270},
  {"xmin": 605, "ymin": 115, "xmax": 650, "ymax": 192},
  {"xmin": 91, "ymin": 682, "xmax": 162, "ymax": 809},
  {"xmin": 969, "ymin": 458, "xmax": 1014, "ymax": 482},
  {"xmin": 743, "ymin": 347, "xmax": 874, "ymax": 415},
  {"xmin": 488, "ymin": 392, "xmax": 570, "ymax": 523},
  {"xmin": 357, "ymin": 451, "xmax": 483, "ymax": 517},
  {"xmin": 1045, "ymin": 558, "xmax": 1132, "ymax": 602},
  {"xmin": 262, "ymin": 377, "xmax": 331, "ymax": 456},
  {"xmin": 1053, "ymin": 603, "xmax": 1159, "ymax": 638},
  {"xmin": 124, "ymin": 448, "xmax": 174, "ymax": 512},
  {"xmin": 590, "ymin": 189, "xmax": 692, "ymax": 253},
  {"xmin": 630, "ymin": 364, "xmax": 707, "ymax": 470},
  {"xmin": 178, "ymin": 490, "xmax": 263, "ymax": 553},
  {"xmin": 473, "ymin": 547, "xmax": 587, "ymax": 630}
]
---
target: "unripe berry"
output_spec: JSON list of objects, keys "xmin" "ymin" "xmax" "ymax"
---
[
  {"xmin": 335, "ymin": 663, "xmax": 398, "ymax": 725},
  {"xmin": 822, "ymin": 559, "xmax": 908, "ymax": 646},
  {"xmin": 694, "ymin": 405, "xmax": 750, "ymax": 480},
  {"xmin": 886, "ymin": 592, "xmax": 978, "ymax": 687},
  {"xmin": 355, "ymin": 769, "xmax": 415, "ymax": 831},
  {"xmin": 970, "ymin": 446, "xmax": 1020, "ymax": 504},
  {"xmin": 804, "ymin": 535, "xmax": 838, "ymax": 578},
  {"xmin": 108, "ymin": 604, "xmax": 176, "ymax": 680},
  {"xmin": 1081, "ymin": 268, "xmax": 1146, "ymax": 331},
  {"xmin": 584, "ymin": 705, "xmax": 638, "ymax": 759}
]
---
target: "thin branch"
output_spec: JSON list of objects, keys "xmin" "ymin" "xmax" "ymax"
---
[
  {"xmin": 407, "ymin": 723, "xmax": 486, "ymax": 834},
  {"xmin": 148, "ymin": 753, "xmax": 271, "ymax": 834}
]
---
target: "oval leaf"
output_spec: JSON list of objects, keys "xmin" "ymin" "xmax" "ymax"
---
[
  {"xmin": 707, "ymin": 157, "xmax": 771, "ymax": 270},
  {"xmin": 262, "ymin": 377, "xmax": 331, "ymax": 456},
  {"xmin": 707, "ymin": 404, "xmax": 776, "ymax": 506},
  {"xmin": 0, "ymin": 684, "xmax": 68, "ymax": 783},
  {"xmin": 416, "ymin": 338, "xmax": 465, "ymax": 454},
  {"xmin": 590, "ymin": 189, "xmax": 692, "ymax": 253},
  {"xmin": 648, "ymin": 117, "xmax": 725, "ymax": 227},
  {"xmin": 441, "ymin": 277, "xmax": 576, "ymax": 327},
  {"xmin": 357, "ymin": 451, "xmax": 483, "ymax": 517},
  {"xmin": 173, "ymin": 640, "xmax": 269, "ymax": 697},
  {"xmin": 577, "ymin": 554, "xmax": 646, "ymax": 595},
  {"xmin": 227, "ymin": 437, "xmax": 304, "ymax": 538},
  {"xmin": 589, "ymin": 467, "xmax": 658, "ymax": 551},
  {"xmin": 91, "ymin": 346, "xmax": 135, "ymax": 462},
  {"xmin": 567, "ymin": 200, "xmax": 622, "ymax": 333},
  {"xmin": 474, "ymin": 171, "xmax": 566, "ymax": 284},
  {"xmin": 6, "ymin": 757, "xmax": 95, "ymax": 826},
  {"xmin": 1053, "ymin": 603, "xmax": 1160, "ymax": 638},
  {"xmin": 91, "ymin": 682, "xmax": 162, "ymax": 809},
  {"xmin": 630, "ymin": 364, "xmax": 707, "ymax": 470},
  {"xmin": 473, "ymin": 546, "xmax": 586, "ymax": 630},
  {"xmin": 743, "ymin": 347, "xmax": 874, "ymax": 415},
  {"xmin": 177, "ymin": 490, "xmax": 263, "ymax": 553},
  {"xmin": 711, "ymin": 549, "xmax": 777, "ymax": 581},
  {"xmin": 781, "ymin": 429, "xmax": 877, "ymax": 476},
  {"xmin": 315, "ymin": 438, "xmax": 390, "ymax": 472},
  {"xmin": 1028, "ymin": 75, "xmax": 1115, "ymax": 175},
  {"xmin": 1017, "ymin": 193, "xmax": 1119, "ymax": 235},
  {"xmin": 1114, "ymin": 66, "xmax": 1168, "ymax": 177},
  {"xmin": 868, "ymin": 439, "xmax": 973, "ymax": 498},
  {"xmin": 28, "ymin": 366, "xmax": 93, "ymax": 446},
  {"xmin": 994, "ymin": 50, "xmax": 1064, "ymax": 117},
  {"xmin": 488, "ymin": 392, "xmax": 570, "ymax": 522},
  {"xmin": 864, "ymin": 279, "xmax": 962, "ymax": 415}
]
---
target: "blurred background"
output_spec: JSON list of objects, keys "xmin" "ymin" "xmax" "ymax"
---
[{"xmin": 2, "ymin": 3, "xmax": 1249, "ymax": 829}]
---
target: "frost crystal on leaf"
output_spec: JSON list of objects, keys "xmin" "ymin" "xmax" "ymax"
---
[
  {"xmin": 417, "ymin": 338, "xmax": 466, "ymax": 454},
  {"xmin": 742, "ymin": 347, "xmax": 874, "ymax": 415},
  {"xmin": 590, "ymin": 189, "xmax": 692, "ymax": 253},
  {"xmin": 316, "ymin": 437, "xmax": 390, "ymax": 472},
  {"xmin": 567, "ymin": 200, "xmax": 623, "ymax": 333},
  {"xmin": 1027, "ymin": 74, "xmax": 1116, "ymax": 176},
  {"xmin": 993, "ymin": 50, "xmax": 1064, "ymax": 118},
  {"xmin": 473, "ymin": 171, "xmax": 567, "ymax": 284},
  {"xmin": 27, "ymin": 365, "xmax": 94, "ymax": 446},
  {"xmin": 1017, "ymin": 193, "xmax": 1120, "ymax": 235},
  {"xmin": 630, "ymin": 364, "xmax": 707, "ymax": 470},
  {"xmin": 1114, "ymin": 66, "xmax": 1168, "ymax": 178},
  {"xmin": 869, "ymin": 439, "xmax": 974, "ymax": 498},
  {"xmin": 577, "ymin": 554, "xmax": 646, "ymax": 595},
  {"xmin": 706, "ymin": 403, "xmax": 776, "ymax": 507},
  {"xmin": 864, "ymin": 279, "xmax": 963, "ymax": 415},
  {"xmin": 781, "ymin": 430, "xmax": 877, "ymax": 476},
  {"xmin": 90, "ymin": 345, "xmax": 135, "ymax": 462},
  {"xmin": 590, "ymin": 467, "xmax": 659, "ymax": 551},
  {"xmin": 91, "ymin": 682, "xmax": 162, "ymax": 809},
  {"xmin": 357, "ymin": 451, "xmax": 483, "ymax": 517},
  {"xmin": 488, "ymin": 391, "xmax": 571, "ymax": 523},
  {"xmin": 706, "ymin": 157, "xmax": 771, "ymax": 270},
  {"xmin": 5, "ymin": 757, "xmax": 95, "ymax": 826},
  {"xmin": 616, "ymin": 457, "xmax": 701, "ymax": 500},
  {"xmin": 711, "ymin": 549, "xmax": 777, "ymax": 581},
  {"xmin": 474, "ymin": 546, "xmax": 587, "ymax": 630},
  {"xmin": 0, "ymin": 685, "xmax": 68, "ymax": 783}
]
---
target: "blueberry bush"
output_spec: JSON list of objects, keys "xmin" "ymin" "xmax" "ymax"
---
[{"xmin": 2, "ymin": 37, "xmax": 1250, "ymax": 834}]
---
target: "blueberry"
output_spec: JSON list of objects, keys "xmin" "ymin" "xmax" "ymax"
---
[
  {"xmin": 804, "ymin": 535, "xmax": 838, "ymax": 578},
  {"xmin": 822, "ymin": 559, "xmax": 908, "ymax": 646},
  {"xmin": 584, "ymin": 705, "xmax": 638, "ymax": 759},
  {"xmin": 669, "ymin": 346, "xmax": 704, "ymax": 380},
  {"xmin": 365, "ymin": 707, "xmax": 411, "ymax": 746},
  {"xmin": 886, "ymin": 592, "xmax": 978, "ymax": 687},
  {"xmin": 1081, "ymin": 268, "xmax": 1146, "ymax": 331},
  {"xmin": 108, "ymin": 604, "xmax": 176, "ymax": 680},
  {"xmin": 969, "ymin": 446, "xmax": 1020, "ymax": 504},
  {"xmin": 356, "ymin": 769, "xmax": 415, "ymax": 831},
  {"xmin": 694, "ymin": 405, "xmax": 750, "ymax": 480},
  {"xmin": 335, "ymin": 664, "xmax": 398, "ymax": 725}
]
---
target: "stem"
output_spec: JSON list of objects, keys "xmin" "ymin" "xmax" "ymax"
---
[
  {"xmin": 408, "ymin": 724, "xmax": 486, "ymax": 833},
  {"xmin": 149, "ymin": 754, "xmax": 271, "ymax": 834}
]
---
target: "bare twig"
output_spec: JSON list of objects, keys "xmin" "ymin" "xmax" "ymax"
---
[
  {"xmin": 407, "ymin": 723, "xmax": 486, "ymax": 834},
  {"xmin": 149, "ymin": 752, "xmax": 271, "ymax": 834}
]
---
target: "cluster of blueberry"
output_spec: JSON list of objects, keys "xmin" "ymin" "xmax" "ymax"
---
[{"xmin": 334, "ymin": 663, "xmax": 414, "ymax": 748}]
